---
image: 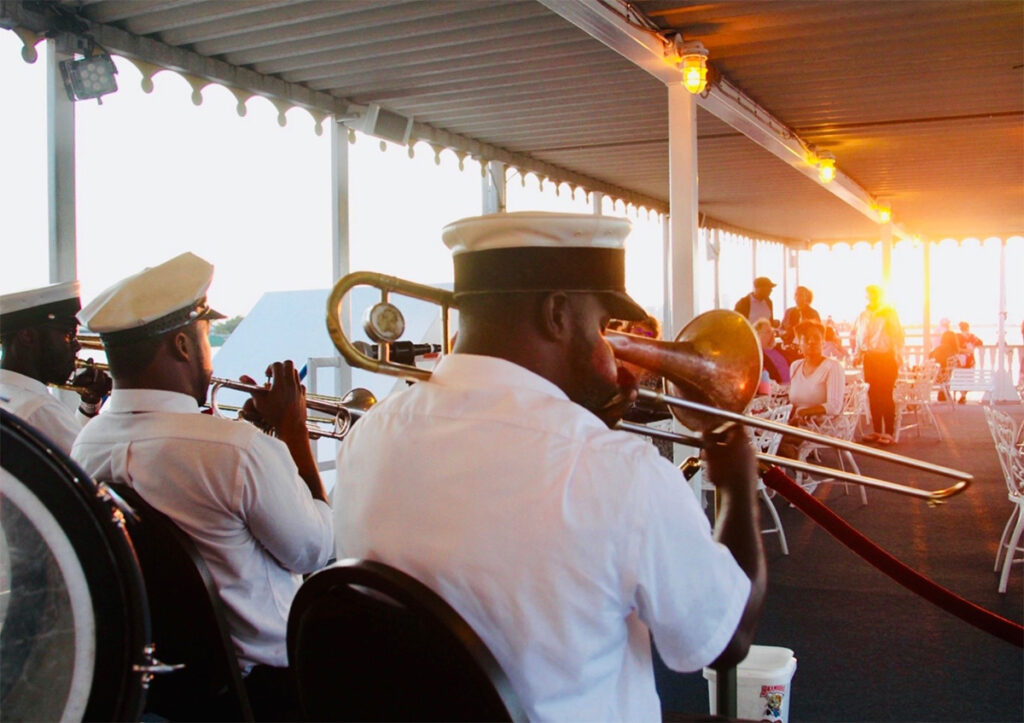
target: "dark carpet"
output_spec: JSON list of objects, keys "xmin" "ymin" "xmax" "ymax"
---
[{"xmin": 655, "ymin": 402, "xmax": 1024, "ymax": 722}]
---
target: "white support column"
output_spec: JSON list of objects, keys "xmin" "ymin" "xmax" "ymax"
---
[
  {"xmin": 482, "ymin": 161, "xmax": 506, "ymax": 214},
  {"xmin": 662, "ymin": 215, "xmax": 671, "ymax": 326},
  {"xmin": 711, "ymin": 228, "xmax": 721, "ymax": 309},
  {"xmin": 330, "ymin": 120, "xmax": 352, "ymax": 396},
  {"xmin": 922, "ymin": 240, "xmax": 932, "ymax": 354},
  {"xmin": 992, "ymin": 238, "xmax": 1018, "ymax": 401},
  {"xmin": 592, "ymin": 191, "xmax": 604, "ymax": 216},
  {"xmin": 47, "ymin": 40, "xmax": 76, "ymax": 283},
  {"xmin": 666, "ymin": 83, "xmax": 699, "ymax": 335},
  {"xmin": 880, "ymin": 222, "xmax": 893, "ymax": 291}
]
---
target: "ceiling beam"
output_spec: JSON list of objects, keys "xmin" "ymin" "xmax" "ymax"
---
[{"xmin": 538, "ymin": 0, "xmax": 912, "ymax": 241}]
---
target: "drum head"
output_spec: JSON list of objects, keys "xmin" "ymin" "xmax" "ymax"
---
[{"xmin": 0, "ymin": 410, "xmax": 150, "ymax": 722}]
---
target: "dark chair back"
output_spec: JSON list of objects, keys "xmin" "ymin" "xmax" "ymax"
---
[
  {"xmin": 107, "ymin": 483, "xmax": 254, "ymax": 722},
  {"xmin": 287, "ymin": 559, "xmax": 526, "ymax": 722}
]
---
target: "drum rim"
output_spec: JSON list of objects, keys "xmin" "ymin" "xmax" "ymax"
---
[
  {"xmin": 1, "ymin": 467, "xmax": 96, "ymax": 721},
  {"xmin": 1, "ymin": 409, "xmax": 151, "ymax": 722}
]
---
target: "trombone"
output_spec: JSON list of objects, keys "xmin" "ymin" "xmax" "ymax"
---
[
  {"xmin": 325, "ymin": 272, "xmax": 971, "ymax": 503},
  {"xmin": 69, "ymin": 359, "xmax": 376, "ymax": 441}
]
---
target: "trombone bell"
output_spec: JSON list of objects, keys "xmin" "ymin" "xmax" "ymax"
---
[{"xmin": 606, "ymin": 309, "xmax": 762, "ymax": 431}]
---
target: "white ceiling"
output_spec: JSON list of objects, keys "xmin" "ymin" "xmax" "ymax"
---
[{"xmin": 5, "ymin": 0, "xmax": 1022, "ymax": 244}]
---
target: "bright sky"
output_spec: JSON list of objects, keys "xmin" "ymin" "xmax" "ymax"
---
[{"xmin": 2, "ymin": 32, "xmax": 1021, "ymax": 346}]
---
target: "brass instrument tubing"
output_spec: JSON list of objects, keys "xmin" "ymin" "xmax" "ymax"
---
[{"xmin": 636, "ymin": 388, "xmax": 972, "ymax": 484}]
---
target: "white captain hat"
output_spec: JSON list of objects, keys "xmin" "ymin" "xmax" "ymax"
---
[
  {"xmin": 441, "ymin": 211, "xmax": 646, "ymax": 321},
  {"xmin": 0, "ymin": 280, "xmax": 82, "ymax": 334},
  {"xmin": 77, "ymin": 252, "xmax": 225, "ymax": 347}
]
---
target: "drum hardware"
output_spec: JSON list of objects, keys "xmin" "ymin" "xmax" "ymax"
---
[
  {"xmin": 133, "ymin": 643, "xmax": 186, "ymax": 687},
  {"xmin": 325, "ymin": 271, "xmax": 971, "ymax": 502}
]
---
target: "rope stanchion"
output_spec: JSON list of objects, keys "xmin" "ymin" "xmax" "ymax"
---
[{"xmin": 760, "ymin": 465, "xmax": 1024, "ymax": 648}]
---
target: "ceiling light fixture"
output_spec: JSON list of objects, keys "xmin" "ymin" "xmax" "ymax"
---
[
  {"xmin": 674, "ymin": 38, "xmax": 709, "ymax": 95},
  {"xmin": 876, "ymin": 204, "xmax": 892, "ymax": 223},
  {"xmin": 816, "ymin": 151, "xmax": 836, "ymax": 184},
  {"xmin": 58, "ymin": 36, "xmax": 118, "ymax": 104}
]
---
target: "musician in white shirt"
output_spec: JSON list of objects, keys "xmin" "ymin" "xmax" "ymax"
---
[
  {"xmin": 0, "ymin": 281, "xmax": 110, "ymax": 453},
  {"xmin": 335, "ymin": 212, "xmax": 766, "ymax": 722},
  {"xmin": 71, "ymin": 253, "xmax": 332, "ymax": 720}
]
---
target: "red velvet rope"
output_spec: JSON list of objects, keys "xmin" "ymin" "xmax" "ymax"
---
[{"xmin": 760, "ymin": 465, "xmax": 1024, "ymax": 648}]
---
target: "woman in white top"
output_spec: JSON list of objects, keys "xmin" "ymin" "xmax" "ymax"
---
[{"xmin": 788, "ymin": 321, "xmax": 845, "ymax": 423}]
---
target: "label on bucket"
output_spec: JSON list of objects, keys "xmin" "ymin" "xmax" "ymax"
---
[{"xmin": 759, "ymin": 684, "xmax": 787, "ymax": 722}]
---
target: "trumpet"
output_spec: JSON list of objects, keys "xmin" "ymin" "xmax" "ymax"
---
[
  {"xmin": 69, "ymin": 359, "xmax": 376, "ymax": 441},
  {"xmin": 325, "ymin": 272, "xmax": 971, "ymax": 502}
]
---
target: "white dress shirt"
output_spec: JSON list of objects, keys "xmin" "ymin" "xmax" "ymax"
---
[
  {"xmin": 334, "ymin": 354, "xmax": 750, "ymax": 722},
  {"xmin": 788, "ymin": 357, "xmax": 845, "ymax": 416},
  {"xmin": 72, "ymin": 388, "xmax": 333, "ymax": 669},
  {"xmin": 0, "ymin": 369, "xmax": 86, "ymax": 454}
]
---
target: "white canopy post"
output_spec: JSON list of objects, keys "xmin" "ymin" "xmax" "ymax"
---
[
  {"xmin": 922, "ymin": 240, "xmax": 932, "ymax": 354},
  {"xmin": 482, "ymin": 161, "xmax": 506, "ymax": 214},
  {"xmin": 666, "ymin": 83, "xmax": 699, "ymax": 335},
  {"xmin": 330, "ymin": 119, "xmax": 352, "ymax": 397},
  {"xmin": 992, "ymin": 237, "xmax": 1018, "ymax": 401},
  {"xmin": 47, "ymin": 39, "xmax": 76, "ymax": 283},
  {"xmin": 880, "ymin": 221, "xmax": 893, "ymax": 291}
]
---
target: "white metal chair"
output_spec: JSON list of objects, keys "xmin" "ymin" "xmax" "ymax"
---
[
  {"xmin": 749, "ymin": 403, "xmax": 793, "ymax": 555},
  {"xmin": 794, "ymin": 381, "xmax": 869, "ymax": 505},
  {"xmin": 984, "ymin": 406, "xmax": 1024, "ymax": 593},
  {"xmin": 689, "ymin": 403, "xmax": 792, "ymax": 555},
  {"xmin": 893, "ymin": 366, "xmax": 942, "ymax": 442}
]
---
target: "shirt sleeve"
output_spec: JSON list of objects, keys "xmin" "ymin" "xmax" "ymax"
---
[
  {"xmin": 25, "ymin": 398, "xmax": 83, "ymax": 456},
  {"xmin": 628, "ymin": 453, "xmax": 751, "ymax": 672},
  {"xmin": 823, "ymin": 361, "xmax": 845, "ymax": 416},
  {"xmin": 238, "ymin": 434, "xmax": 334, "ymax": 574}
]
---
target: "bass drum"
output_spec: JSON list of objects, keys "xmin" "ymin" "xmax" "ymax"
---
[{"xmin": 0, "ymin": 409, "xmax": 151, "ymax": 721}]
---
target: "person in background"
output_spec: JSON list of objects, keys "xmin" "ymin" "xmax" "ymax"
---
[
  {"xmin": 753, "ymin": 318, "xmax": 791, "ymax": 385},
  {"xmin": 788, "ymin": 321, "xmax": 845, "ymax": 423},
  {"xmin": 929, "ymin": 318, "xmax": 960, "ymax": 401},
  {"xmin": 822, "ymin": 324, "xmax": 848, "ymax": 362},
  {"xmin": 0, "ymin": 281, "xmax": 111, "ymax": 453},
  {"xmin": 852, "ymin": 285, "xmax": 904, "ymax": 445},
  {"xmin": 734, "ymin": 277, "xmax": 776, "ymax": 325},
  {"xmin": 954, "ymin": 321, "xmax": 983, "ymax": 404},
  {"xmin": 780, "ymin": 285, "xmax": 821, "ymax": 346},
  {"xmin": 334, "ymin": 212, "xmax": 765, "ymax": 722},
  {"xmin": 71, "ymin": 253, "xmax": 333, "ymax": 720},
  {"xmin": 778, "ymin": 321, "xmax": 846, "ymax": 458}
]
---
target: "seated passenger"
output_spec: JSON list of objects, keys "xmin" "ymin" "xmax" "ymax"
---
[
  {"xmin": 71, "ymin": 253, "xmax": 333, "ymax": 721},
  {"xmin": 0, "ymin": 281, "xmax": 111, "ymax": 453},
  {"xmin": 334, "ymin": 212, "xmax": 765, "ymax": 722},
  {"xmin": 788, "ymin": 321, "xmax": 845, "ymax": 423},
  {"xmin": 753, "ymin": 318, "xmax": 791, "ymax": 384}
]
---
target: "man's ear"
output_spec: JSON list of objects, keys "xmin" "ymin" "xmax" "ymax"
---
[
  {"xmin": 169, "ymin": 330, "xmax": 191, "ymax": 362},
  {"xmin": 538, "ymin": 291, "xmax": 573, "ymax": 342}
]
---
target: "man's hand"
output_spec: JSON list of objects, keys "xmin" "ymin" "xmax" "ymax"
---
[
  {"xmin": 237, "ymin": 361, "xmax": 307, "ymax": 441},
  {"xmin": 595, "ymin": 365, "xmax": 639, "ymax": 429},
  {"xmin": 701, "ymin": 422, "xmax": 758, "ymax": 496},
  {"xmin": 71, "ymin": 363, "xmax": 112, "ymax": 405}
]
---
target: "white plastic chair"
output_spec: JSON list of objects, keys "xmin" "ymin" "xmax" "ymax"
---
[
  {"xmin": 984, "ymin": 406, "xmax": 1024, "ymax": 593},
  {"xmin": 794, "ymin": 381, "xmax": 869, "ymax": 505},
  {"xmin": 688, "ymin": 403, "xmax": 792, "ymax": 555},
  {"xmin": 893, "ymin": 366, "xmax": 942, "ymax": 442},
  {"xmin": 749, "ymin": 403, "xmax": 792, "ymax": 555}
]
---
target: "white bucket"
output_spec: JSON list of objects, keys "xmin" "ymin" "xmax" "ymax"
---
[{"xmin": 703, "ymin": 645, "xmax": 797, "ymax": 723}]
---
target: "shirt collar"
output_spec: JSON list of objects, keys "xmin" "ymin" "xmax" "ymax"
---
[
  {"xmin": 0, "ymin": 369, "xmax": 49, "ymax": 396},
  {"xmin": 431, "ymin": 353, "xmax": 569, "ymax": 402},
  {"xmin": 106, "ymin": 388, "xmax": 201, "ymax": 414}
]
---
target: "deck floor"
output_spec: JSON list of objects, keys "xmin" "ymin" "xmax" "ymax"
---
[{"xmin": 655, "ymin": 400, "xmax": 1024, "ymax": 722}]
